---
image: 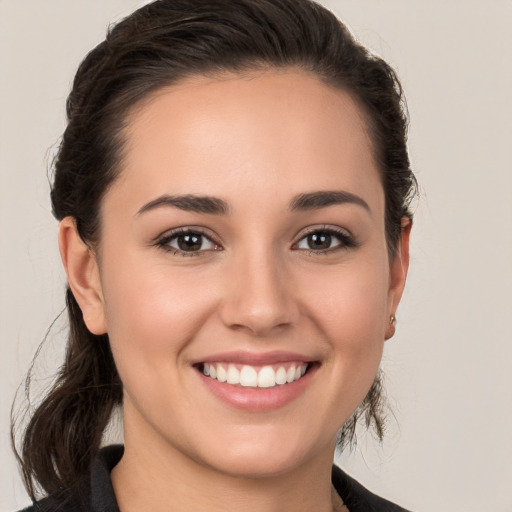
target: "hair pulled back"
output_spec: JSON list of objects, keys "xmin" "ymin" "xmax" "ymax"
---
[{"xmin": 13, "ymin": 0, "xmax": 417, "ymax": 500}]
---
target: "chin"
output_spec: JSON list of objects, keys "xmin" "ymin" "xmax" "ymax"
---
[
  {"xmin": 204, "ymin": 448, "xmax": 308, "ymax": 480},
  {"xmin": 188, "ymin": 424, "xmax": 333, "ymax": 480}
]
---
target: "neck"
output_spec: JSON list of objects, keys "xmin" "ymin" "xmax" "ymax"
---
[{"xmin": 112, "ymin": 429, "xmax": 340, "ymax": 512}]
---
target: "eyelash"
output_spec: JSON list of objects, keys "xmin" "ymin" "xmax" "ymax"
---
[
  {"xmin": 293, "ymin": 226, "xmax": 358, "ymax": 254},
  {"xmin": 155, "ymin": 228, "xmax": 221, "ymax": 257},
  {"xmin": 154, "ymin": 226, "xmax": 357, "ymax": 257}
]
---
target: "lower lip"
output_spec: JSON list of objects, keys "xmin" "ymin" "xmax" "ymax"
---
[{"xmin": 198, "ymin": 366, "xmax": 316, "ymax": 412}]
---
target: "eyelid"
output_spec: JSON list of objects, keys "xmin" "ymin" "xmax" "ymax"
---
[
  {"xmin": 153, "ymin": 226, "xmax": 223, "ymax": 254},
  {"xmin": 293, "ymin": 224, "xmax": 353, "ymax": 241},
  {"xmin": 292, "ymin": 225, "xmax": 357, "ymax": 251},
  {"xmin": 153, "ymin": 225, "xmax": 221, "ymax": 242}
]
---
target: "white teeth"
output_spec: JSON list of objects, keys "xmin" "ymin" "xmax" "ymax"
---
[
  {"xmin": 240, "ymin": 365, "xmax": 258, "ymax": 387},
  {"xmin": 216, "ymin": 365, "xmax": 227, "ymax": 382},
  {"xmin": 275, "ymin": 366, "xmax": 287, "ymax": 385},
  {"xmin": 203, "ymin": 362, "xmax": 308, "ymax": 388},
  {"xmin": 257, "ymin": 366, "xmax": 276, "ymax": 388},
  {"xmin": 227, "ymin": 364, "xmax": 240, "ymax": 385}
]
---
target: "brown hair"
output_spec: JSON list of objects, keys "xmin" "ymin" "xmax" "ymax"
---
[{"xmin": 12, "ymin": 0, "xmax": 417, "ymax": 500}]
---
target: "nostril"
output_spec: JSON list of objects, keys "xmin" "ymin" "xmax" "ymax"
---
[{"xmin": 218, "ymin": 278, "xmax": 300, "ymax": 335}]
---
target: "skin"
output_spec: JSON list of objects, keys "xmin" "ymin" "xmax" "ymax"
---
[{"xmin": 59, "ymin": 69, "xmax": 410, "ymax": 512}]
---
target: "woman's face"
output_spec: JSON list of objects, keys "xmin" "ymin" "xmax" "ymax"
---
[{"xmin": 77, "ymin": 69, "xmax": 409, "ymax": 477}]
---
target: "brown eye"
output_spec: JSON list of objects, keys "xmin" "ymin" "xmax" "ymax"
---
[
  {"xmin": 177, "ymin": 233, "xmax": 203, "ymax": 251},
  {"xmin": 295, "ymin": 228, "xmax": 355, "ymax": 252},
  {"xmin": 160, "ymin": 230, "xmax": 219, "ymax": 254},
  {"xmin": 306, "ymin": 232, "xmax": 332, "ymax": 250}
]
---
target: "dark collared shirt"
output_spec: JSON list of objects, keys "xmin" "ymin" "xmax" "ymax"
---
[{"xmin": 19, "ymin": 445, "xmax": 410, "ymax": 512}]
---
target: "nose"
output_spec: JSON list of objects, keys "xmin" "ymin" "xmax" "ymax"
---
[{"xmin": 219, "ymin": 250, "xmax": 300, "ymax": 337}]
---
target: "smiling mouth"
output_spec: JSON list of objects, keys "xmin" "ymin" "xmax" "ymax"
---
[{"xmin": 198, "ymin": 362, "xmax": 311, "ymax": 389}]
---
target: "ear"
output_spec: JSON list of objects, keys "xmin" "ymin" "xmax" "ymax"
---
[
  {"xmin": 58, "ymin": 217, "xmax": 107, "ymax": 335},
  {"xmin": 385, "ymin": 217, "xmax": 412, "ymax": 340}
]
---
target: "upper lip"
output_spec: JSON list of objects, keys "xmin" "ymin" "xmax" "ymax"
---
[{"xmin": 191, "ymin": 350, "xmax": 315, "ymax": 366}]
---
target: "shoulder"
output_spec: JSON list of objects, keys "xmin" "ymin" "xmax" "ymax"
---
[
  {"xmin": 332, "ymin": 465, "xmax": 412, "ymax": 512},
  {"xmin": 16, "ymin": 490, "xmax": 85, "ymax": 512},
  {"xmin": 15, "ymin": 445, "xmax": 123, "ymax": 512},
  {"xmin": 15, "ymin": 482, "xmax": 93, "ymax": 512}
]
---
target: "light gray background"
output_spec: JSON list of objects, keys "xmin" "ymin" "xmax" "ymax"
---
[{"xmin": 1, "ymin": 1, "xmax": 511, "ymax": 511}]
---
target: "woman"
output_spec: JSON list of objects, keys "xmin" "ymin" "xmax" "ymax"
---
[{"xmin": 12, "ymin": 0, "xmax": 417, "ymax": 511}]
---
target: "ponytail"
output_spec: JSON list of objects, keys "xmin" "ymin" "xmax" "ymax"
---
[{"xmin": 12, "ymin": 288, "xmax": 122, "ymax": 499}]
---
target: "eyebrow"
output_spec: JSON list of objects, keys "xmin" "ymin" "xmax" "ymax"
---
[
  {"xmin": 136, "ymin": 190, "xmax": 370, "ymax": 216},
  {"xmin": 289, "ymin": 190, "xmax": 370, "ymax": 213},
  {"xmin": 137, "ymin": 194, "xmax": 230, "ymax": 216}
]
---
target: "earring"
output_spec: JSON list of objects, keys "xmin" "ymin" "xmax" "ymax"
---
[{"xmin": 385, "ymin": 314, "xmax": 397, "ymax": 341}]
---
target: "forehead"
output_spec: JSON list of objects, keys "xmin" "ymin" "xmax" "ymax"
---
[{"xmin": 109, "ymin": 69, "xmax": 383, "ymax": 215}]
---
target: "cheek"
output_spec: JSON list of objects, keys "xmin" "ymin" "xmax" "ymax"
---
[
  {"xmin": 100, "ymin": 252, "xmax": 218, "ymax": 360},
  {"xmin": 285, "ymin": 254, "xmax": 391, "ymax": 432},
  {"xmin": 298, "ymin": 255, "xmax": 390, "ymax": 359},
  {"xmin": 98, "ymin": 253, "xmax": 223, "ymax": 420}
]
